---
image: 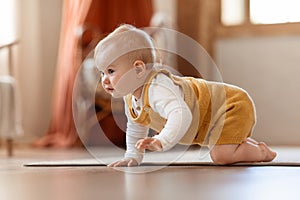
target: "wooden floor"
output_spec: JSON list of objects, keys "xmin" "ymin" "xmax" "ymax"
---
[{"xmin": 1, "ymin": 146, "xmax": 300, "ymax": 200}]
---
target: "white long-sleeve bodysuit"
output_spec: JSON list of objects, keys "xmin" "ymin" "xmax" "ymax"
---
[{"xmin": 124, "ymin": 72, "xmax": 192, "ymax": 164}]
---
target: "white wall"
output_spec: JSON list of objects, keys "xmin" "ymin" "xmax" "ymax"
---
[
  {"xmin": 215, "ymin": 36, "xmax": 300, "ymax": 145},
  {"xmin": 17, "ymin": 0, "xmax": 62, "ymax": 141}
]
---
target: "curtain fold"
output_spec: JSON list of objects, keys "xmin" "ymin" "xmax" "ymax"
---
[{"xmin": 33, "ymin": 0, "xmax": 153, "ymax": 148}]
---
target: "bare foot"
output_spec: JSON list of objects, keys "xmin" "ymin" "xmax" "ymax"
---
[{"xmin": 258, "ymin": 142, "xmax": 277, "ymax": 162}]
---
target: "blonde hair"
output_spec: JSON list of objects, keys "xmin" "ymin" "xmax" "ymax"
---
[{"xmin": 94, "ymin": 24, "xmax": 156, "ymax": 70}]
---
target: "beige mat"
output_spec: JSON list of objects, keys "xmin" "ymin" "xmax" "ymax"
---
[
  {"xmin": 24, "ymin": 146, "xmax": 300, "ymax": 167},
  {"xmin": 24, "ymin": 160, "xmax": 300, "ymax": 167}
]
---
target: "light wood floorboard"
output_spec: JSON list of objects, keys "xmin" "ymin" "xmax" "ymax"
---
[{"xmin": 0, "ymin": 146, "xmax": 300, "ymax": 200}]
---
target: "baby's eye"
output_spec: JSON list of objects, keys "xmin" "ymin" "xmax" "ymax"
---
[{"xmin": 107, "ymin": 69, "xmax": 115, "ymax": 74}]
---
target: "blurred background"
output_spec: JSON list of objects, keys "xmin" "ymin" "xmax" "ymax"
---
[{"xmin": 0, "ymin": 0, "xmax": 299, "ymax": 148}]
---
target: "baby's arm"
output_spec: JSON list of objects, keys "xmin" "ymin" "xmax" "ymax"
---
[
  {"xmin": 108, "ymin": 98, "xmax": 149, "ymax": 167},
  {"xmin": 147, "ymin": 74, "xmax": 192, "ymax": 151}
]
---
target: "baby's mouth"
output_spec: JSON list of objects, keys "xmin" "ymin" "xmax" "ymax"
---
[{"xmin": 105, "ymin": 87, "xmax": 114, "ymax": 93}]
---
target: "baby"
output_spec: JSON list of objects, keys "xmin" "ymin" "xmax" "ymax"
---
[{"xmin": 94, "ymin": 24, "xmax": 276, "ymax": 167}]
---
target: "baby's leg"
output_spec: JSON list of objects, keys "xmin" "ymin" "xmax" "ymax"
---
[{"xmin": 209, "ymin": 137, "xmax": 277, "ymax": 165}]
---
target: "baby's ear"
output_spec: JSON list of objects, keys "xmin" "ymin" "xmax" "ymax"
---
[{"xmin": 133, "ymin": 60, "xmax": 146, "ymax": 78}]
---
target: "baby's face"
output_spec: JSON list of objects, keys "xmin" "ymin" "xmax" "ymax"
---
[{"xmin": 99, "ymin": 57, "xmax": 138, "ymax": 98}]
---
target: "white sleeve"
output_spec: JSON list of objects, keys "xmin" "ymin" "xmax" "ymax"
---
[
  {"xmin": 123, "ymin": 97, "xmax": 149, "ymax": 164},
  {"xmin": 149, "ymin": 75, "xmax": 192, "ymax": 151}
]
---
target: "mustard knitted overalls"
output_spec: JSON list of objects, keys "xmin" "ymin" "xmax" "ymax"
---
[{"xmin": 125, "ymin": 69, "xmax": 256, "ymax": 146}]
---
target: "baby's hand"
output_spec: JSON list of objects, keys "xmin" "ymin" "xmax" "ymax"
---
[
  {"xmin": 108, "ymin": 158, "xmax": 138, "ymax": 167},
  {"xmin": 135, "ymin": 137, "xmax": 163, "ymax": 151}
]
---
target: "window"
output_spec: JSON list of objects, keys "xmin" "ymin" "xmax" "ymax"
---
[
  {"xmin": 221, "ymin": 0, "xmax": 246, "ymax": 26},
  {"xmin": 250, "ymin": 0, "xmax": 300, "ymax": 24},
  {"xmin": 219, "ymin": 0, "xmax": 300, "ymax": 37},
  {"xmin": 0, "ymin": 0, "xmax": 17, "ymax": 43},
  {"xmin": 222, "ymin": 0, "xmax": 300, "ymax": 25}
]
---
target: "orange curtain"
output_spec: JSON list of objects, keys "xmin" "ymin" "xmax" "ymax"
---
[
  {"xmin": 85, "ymin": 0, "xmax": 153, "ymax": 33},
  {"xmin": 33, "ymin": 0, "xmax": 153, "ymax": 148}
]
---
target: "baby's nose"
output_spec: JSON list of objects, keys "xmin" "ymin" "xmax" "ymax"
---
[{"xmin": 101, "ymin": 74, "xmax": 109, "ymax": 84}]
